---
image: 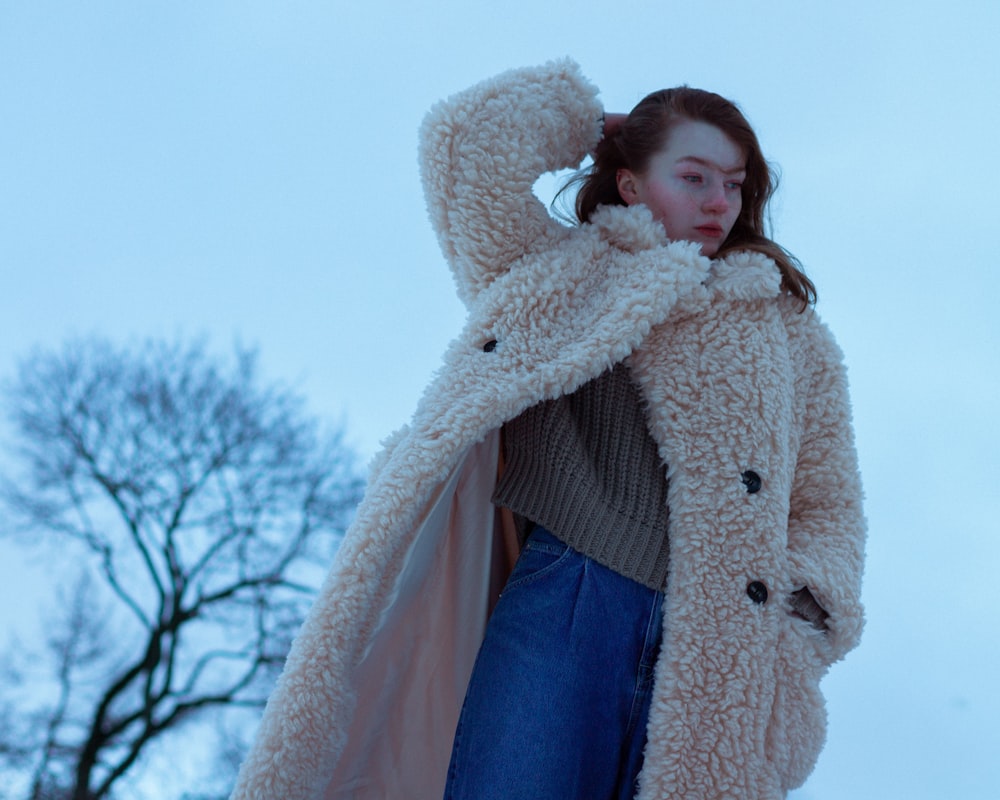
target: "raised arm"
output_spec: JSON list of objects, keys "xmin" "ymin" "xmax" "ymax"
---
[
  {"xmin": 419, "ymin": 59, "xmax": 603, "ymax": 306},
  {"xmin": 785, "ymin": 315, "xmax": 867, "ymax": 662}
]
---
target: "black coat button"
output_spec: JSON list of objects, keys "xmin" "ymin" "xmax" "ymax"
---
[
  {"xmin": 747, "ymin": 581, "xmax": 768, "ymax": 604},
  {"xmin": 741, "ymin": 470, "xmax": 762, "ymax": 494},
  {"xmin": 482, "ymin": 339, "xmax": 498, "ymax": 353}
]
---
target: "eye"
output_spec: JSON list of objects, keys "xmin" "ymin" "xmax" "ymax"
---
[
  {"xmin": 682, "ymin": 174, "xmax": 703, "ymax": 184},
  {"xmin": 725, "ymin": 180, "xmax": 743, "ymax": 191}
]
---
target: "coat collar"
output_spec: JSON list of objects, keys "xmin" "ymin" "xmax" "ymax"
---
[
  {"xmin": 706, "ymin": 251, "xmax": 782, "ymax": 300},
  {"xmin": 591, "ymin": 203, "xmax": 782, "ymax": 302},
  {"xmin": 590, "ymin": 203, "xmax": 672, "ymax": 253}
]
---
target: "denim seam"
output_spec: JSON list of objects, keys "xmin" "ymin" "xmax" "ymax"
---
[{"xmin": 625, "ymin": 591, "xmax": 663, "ymax": 737}]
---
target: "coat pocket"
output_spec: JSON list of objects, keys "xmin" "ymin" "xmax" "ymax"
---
[{"xmin": 764, "ymin": 614, "xmax": 833, "ymax": 790}]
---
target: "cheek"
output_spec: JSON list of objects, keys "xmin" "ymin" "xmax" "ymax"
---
[
  {"xmin": 646, "ymin": 185, "xmax": 692, "ymax": 222},
  {"xmin": 726, "ymin": 199, "xmax": 743, "ymax": 230}
]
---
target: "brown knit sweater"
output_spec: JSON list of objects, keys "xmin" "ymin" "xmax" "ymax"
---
[{"xmin": 492, "ymin": 362, "xmax": 671, "ymax": 590}]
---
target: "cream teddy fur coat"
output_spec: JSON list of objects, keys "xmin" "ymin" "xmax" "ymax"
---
[{"xmin": 231, "ymin": 59, "xmax": 866, "ymax": 800}]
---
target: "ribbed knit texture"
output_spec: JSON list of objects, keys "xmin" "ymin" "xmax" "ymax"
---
[{"xmin": 493, "ymin": 362, "xmax": 671, "ymax": 590}]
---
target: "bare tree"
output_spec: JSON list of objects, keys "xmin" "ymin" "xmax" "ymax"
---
[{"xmin": 0, "ymin": 337, "xmax": 364, "ymax": 800}]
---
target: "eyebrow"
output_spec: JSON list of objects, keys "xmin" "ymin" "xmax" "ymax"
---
[{"xmin": 677, "ymin": 156, "xmax": 747, "ymax": 176}]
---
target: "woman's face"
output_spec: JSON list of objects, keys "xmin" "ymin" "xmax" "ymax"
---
[{"xmin": 616, "ymin": 119, "xmax": 745, "ymax": 257}]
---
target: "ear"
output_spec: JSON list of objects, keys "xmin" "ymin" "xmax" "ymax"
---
[{"xmin": 616, "ymin": 168, "xmax": 642, "ymax": 206}]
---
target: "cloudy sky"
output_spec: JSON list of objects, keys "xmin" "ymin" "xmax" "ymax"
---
[{"xmin": 2, "ymin": 1, "xmax": 998, "ymax": 797}]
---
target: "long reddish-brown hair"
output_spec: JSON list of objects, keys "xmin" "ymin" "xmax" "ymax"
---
[{"xmin": 572, "ymin": 87, "xmax": 815, "ymax": 308}]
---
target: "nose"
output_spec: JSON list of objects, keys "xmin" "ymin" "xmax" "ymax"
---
[{"xmin": 702, "ymin": 185, "xmax": 730, "ymax": 214}]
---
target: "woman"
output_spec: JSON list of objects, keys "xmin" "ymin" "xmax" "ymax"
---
[{"xmin": 232, "ymin": 59, "xmax": 866, "ymax": 800}]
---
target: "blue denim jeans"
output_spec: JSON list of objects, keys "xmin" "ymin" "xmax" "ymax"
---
[{"xmin": 443, "ymin": 525, "xmax": 664, "ymax": 800}]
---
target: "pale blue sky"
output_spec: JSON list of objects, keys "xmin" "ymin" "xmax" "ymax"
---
[{"xmin": 2, "ymin": 2, "xmax": 998, "ymax": 797}]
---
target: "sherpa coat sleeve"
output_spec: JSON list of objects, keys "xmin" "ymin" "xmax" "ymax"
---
[
  {"xmin": 419, "ymin": 59, "xmax": 603, "ymax": 305},
  {"xmin": 784, "ymin": 310, "xmax": 866, "ymax": 662}
]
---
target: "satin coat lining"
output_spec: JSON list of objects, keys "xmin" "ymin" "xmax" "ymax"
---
[{"xmin": 325, "ymin": 431, "xmax": 502, "ymax": 799}]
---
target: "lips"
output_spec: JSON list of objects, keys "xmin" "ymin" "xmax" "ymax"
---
[{"xmin": 695, "ymin": 224, "xmax": 723, "ymax": 238}]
